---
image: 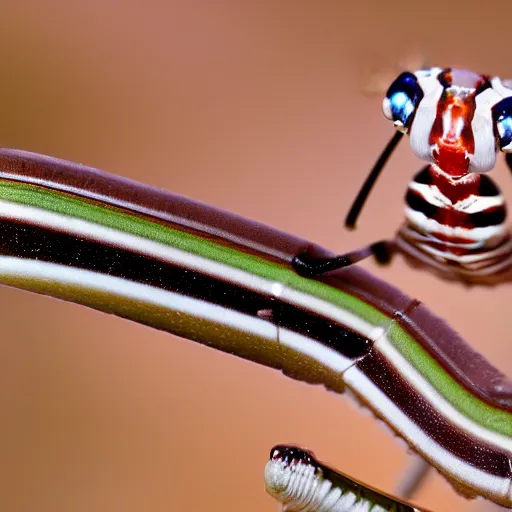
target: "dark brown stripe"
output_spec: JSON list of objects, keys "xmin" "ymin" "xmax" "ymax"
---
[
  {"xmin": 0, "ymin": 217, "xmax": 371, "ymax": 359},
  {"xmin": 395, "ymin": 228, "xmax": 512, "ymax": 284},
  {"xmin": 319, "ymin": 461, "xmax": 424, "ymax": 511},
  {"xmin": 0, "ymin": 149, "xmax": 308, "ymax": 261},
  {"xmin": 418, "ymin": 165, "xmax": 499, "ymax": 204},
  {"xmin": 405, "ymin": 189, "xmax": 438, "ymax": 219},
  {"xmin": 412, "ymin": 165, "xmax": 433, "ymax": 185},
  {"xmin": 479, "ymin": 174, "xmax": 502, "ymax": 197},
  {"xmin": 470, "ymin": 206, "xmax": 506, "ymax": 227},
  {"xmin": 405, "ymin": 188, "xmax": 505, "ymax": 228},
  {"xmin": 357, "ymin": 350, "xmax": 512, "ymax": 477},
  {"xmin": 397, "ymin": 301, "xmax": 512, "ymax": 409}
]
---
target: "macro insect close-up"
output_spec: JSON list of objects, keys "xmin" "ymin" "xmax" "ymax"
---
[
  {"xmin": 1, "ymin": 3, "xmax": 512, "ymax": 512},
  {"xmin": 294, "ymin": 67, "xmax": 512, "ymax": 285}
]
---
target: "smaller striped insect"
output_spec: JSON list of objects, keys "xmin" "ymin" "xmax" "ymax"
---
[
  {"xmin": 264, "ymin": 444, "xmax": 425, "ymax": 511},
  {"xmin": 293, "ymin": 67, "xmax": 512, "ymax": 284}
]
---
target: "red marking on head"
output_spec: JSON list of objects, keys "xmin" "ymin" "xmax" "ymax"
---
[{"xmin": 429, "ymin": 94, "xmax": 476, "ymax": 177}]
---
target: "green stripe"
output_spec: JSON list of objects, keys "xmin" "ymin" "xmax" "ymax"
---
[
  {"xmin": 1, "ymin": 180, "xmax": 511, "ymax": 437},
  {"xmin": 388, "ymin": 322, "xmax": 512, "ymax": 436},
  {"xmin": 0, "ymin": 180, "xmax": 387, "ymax": 327}
]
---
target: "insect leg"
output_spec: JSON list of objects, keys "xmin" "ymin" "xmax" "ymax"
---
[
  {"xmin": 292, "ymin": 240, "xmax": 394, "ymax": 277},
  {"xmin": 394, "ymin": 457, "xmax": 431, "ymax": 501}
]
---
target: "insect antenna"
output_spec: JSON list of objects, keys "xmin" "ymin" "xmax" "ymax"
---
[{"xmin": 345, "ymin": 130, "xmax": 404, "ymax": 229}]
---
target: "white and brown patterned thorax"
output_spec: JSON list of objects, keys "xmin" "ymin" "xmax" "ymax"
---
[{"xmin": 382, "ymin": 67, "xmax": 512, "ymax": 281}]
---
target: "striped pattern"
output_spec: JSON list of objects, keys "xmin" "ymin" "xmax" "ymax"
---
[
  {"xmin": 264, "ymin": 445, "xmax": 423, "ymax": 511},
  {"xmin": 396, "ymin": 164, "xmax": 512, "ymax": 282},
  {"xmin": 380, "ymin": 67, "xmax": 512, "ymax": 282},
  {"xmin": 0, "ymin": 149, "xmax": 512, "ymax": 506}
]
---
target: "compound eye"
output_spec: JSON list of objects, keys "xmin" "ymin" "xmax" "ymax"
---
[
  {"xmin": 492, "ymin": 96, "xmax": 512, "ymax": 152},
  {"xmin": 382, "ymin": 72, "xmax": 424, "ymax": 132}
]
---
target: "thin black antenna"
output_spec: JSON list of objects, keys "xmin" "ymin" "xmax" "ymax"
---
[{"xmin": 345, "ymin": 130, "xmax": 404, "ymax": 229}]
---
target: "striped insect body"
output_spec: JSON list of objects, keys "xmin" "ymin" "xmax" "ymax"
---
[
  {"xmin": 265, "ymin": 445, "xmax": 420, "ymax": 511},
  {"xmin": 398, "ymin": 164, "xmax": 511, "ymax": 278},
  {"xmin": 293, "ymin": 67, "xmax": 512, "ymax": 284},
  {"xmin": 391, "ymin": 68, "xmax": 512, "ymax": 280}
]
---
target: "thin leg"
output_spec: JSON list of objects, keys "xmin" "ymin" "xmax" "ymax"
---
[
  {"xmin": 394, "ymin": 457, "xmax": 431, "ymax": 501},
  {"xmin": 292, "ymin": 240, "xmax": 394, "ymax": 278}
]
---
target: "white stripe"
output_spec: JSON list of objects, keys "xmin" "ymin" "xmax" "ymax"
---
[
  {"xmin": 414, "ymin": 242, "xmax": 511, "ymax": 270},
  {"xmin": 279, "ymin": 329, "xmax": 357, "ymax": 373},
  {"xmin": 1, "ymin": 260, "xmax": 511, "ymax": 502},
  {"xmin": 400, "ymin": 229, "xmax": 512, "ymax": 263},
  {"xmin": 398, "ymin": 224, "xmax": 483, "ymax": 249},
  {"xmin": 452, "ymin": 241, "xmax": 512, "ymax": 263},
  {"xmin": 395, "ymin": 234, "xmax": 512, "ymax": 278},
  {"xmin": 0, "ymin": 171, "xmax": 293, "ymax": 262},
  {"xmin": 375, "ymin": 334, "xmax": 512, "ymax": 451},
  {"xmin": 0, "ymin": 257, "xmax": 277, "ymax": 340},
  {"xmin": 343, "ymin": 365, "xmax": 512, "ymax": 505},
  {"xmin": 398, "ymin": 224, "xmax": 512, "ymax": 271},
  {"xmin": 3, "ymin": 201, "xmax": 512, "ymax": 499},
  {"xmin": 5, "ymin": 201, "xmax": 512, "ymax": 428},
  {"xmin": 0, "ymin": 200, "xmax": 380, "ymax": 339},
  {"xmin": 454, "ymin": 194, "xmax": 504, "ymax": 214},
  {"xmin": 0, "ymin": 257, "xmax": 356, "ymax": 374},
  {"xmin": 408, "ymin": 181, "xmax": 504, "ymax": 213},
  {"xmin": 408, "ymin": 181, "xmax": 451, "ymax": 208},
  {"xmin": 413, "ymin": 242, "xmax": 495, "ymax": 266},
  {"xmin": 265, "ymin": 458, "xmax": 389, "ymax": 511},
  {"xmin": 404, "ymin": 207, "xmax": 507, "ymax": 242}
]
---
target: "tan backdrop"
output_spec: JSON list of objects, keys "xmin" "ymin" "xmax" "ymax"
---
[{"xmin": 0, "ymin": 2, "xmax": 509, "ymax": 511}]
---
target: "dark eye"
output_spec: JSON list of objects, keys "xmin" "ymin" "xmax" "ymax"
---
[
  {"xmin": 492, "ymin": 96, "xmax": 512, "ymax": 152},
  {"xmin": 382, "ymin": 72, "xmax": 424, "ymax": 131}
]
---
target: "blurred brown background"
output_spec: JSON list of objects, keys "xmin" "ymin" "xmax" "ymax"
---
[{"xmin": 0, "ymin": 1, "xmax": 510, "ymax": 511}]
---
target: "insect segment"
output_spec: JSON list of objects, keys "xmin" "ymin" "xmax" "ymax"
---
[
  {"xmin": 292, "ymin": 67, "xmax": 512, "ymax": 284},
  {"xmin": 264, "ymin": 444, "xmax": 424, "ymax": 511}
]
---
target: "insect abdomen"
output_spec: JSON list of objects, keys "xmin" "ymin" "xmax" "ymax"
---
[{"xmin": 396, "ymin": 165, "xmax": 512, "ymax": 280}]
